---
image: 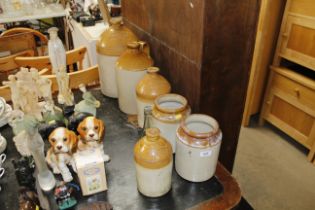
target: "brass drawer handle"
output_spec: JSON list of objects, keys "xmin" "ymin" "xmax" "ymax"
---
[
  {"xmin": 294, "ymin": 88, "xmax": 300, "ymax": 97},
  {"xmin": 266, "ymin": 100, "xmax": 271, "ymax": 105}
]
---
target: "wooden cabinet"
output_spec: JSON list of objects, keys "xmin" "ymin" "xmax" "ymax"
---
[
  {"xmin": 260, "ymin": 0, "xmax": 315, "ymax": 163},
  {"xmin": 263, "ymin": 67, "xmax": 315, "ymax": 149},
  {"xmin": 280, "ymin": 15, "xmax": 315, "ymax": 70}
]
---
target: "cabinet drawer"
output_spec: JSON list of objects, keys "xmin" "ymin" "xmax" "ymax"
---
[
  {"xmin": 271, "ymin": 67, "xmax": 315, "ymax": 112},
  {"xmin": 279, "ymin": 14, "xmax": 315, "ymax": 70},
  {"xmin": 266, "ymin": 95, "xmax": 315, "ymax": 149}
]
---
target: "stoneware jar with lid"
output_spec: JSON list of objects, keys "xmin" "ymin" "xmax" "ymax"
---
[
  {"xmin": 136, "ymin": 67, "xmax": 171, "ymax": 128},
  {"xmin": 134, "ymin": 128, "xmax": 173, "ymax": 197},
  {"xmin": 175, "ymin": 114, "xmax": 222, "ymax": 182},
  {"xmin": 116, "ymin": 41, "xmax": 153, "ymax": 115},
  {"xmin": 96, "ymin": 17, "xmax": 138, "ymax": 98},
  {"xmin": 151, "ymin": 94, "xmax": 191, "ymax": 153}
]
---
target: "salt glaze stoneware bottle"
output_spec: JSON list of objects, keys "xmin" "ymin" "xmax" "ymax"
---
[
  {"xmin": 134, "ymin": 127, "xmax": 173, "ymax": 197},
  {"xmin": 175, "ymin": 114, "xmax": 222, "ymax": 182},
  {"xmin": 151, "ymin": 94, "xmax": 191, "ymax": 153},
  {"xmin": 96, "ymin": 17, "xmax": 138, "ymax": 98},
  {"xmin": 116, "ymin": 41, "xmax": 153, "ymax": 115},
  {"xmin": 136, "ymin": 67, "xmax": 171, "ymax": 128}
]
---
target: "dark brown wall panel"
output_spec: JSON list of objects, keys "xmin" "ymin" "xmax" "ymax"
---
[
  {"xmin": 200, "ymin": 0, "xmax": 261, "ymax": 171},
  {"xmin": 124, "ymin": 21, "xmax": 201, "ymax": 110},
  {"xmin": 122, "ymin": 0, "xmax": 204, "ymax": 64}
]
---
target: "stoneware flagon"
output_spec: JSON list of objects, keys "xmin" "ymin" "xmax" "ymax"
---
[
  {"xmin": 116, "ymin": 41, "xmax": 153, "ymax": 115},
  {"xmin": 151, "ymin": 94, "xmax": 191, "ymax": 153},
  {"xmin": 136, "ymin": 67, "xmax": 171, "ymax": 128},
  {"xmin": 134, "ymin": 128, "xmax": 173, "ymax": 197},
  {"xmin": 175, "ymin": 114, "xmax": 222, "ymax": 182},
  {"xmin": 96, "ymin": 17, "xmax": 138, "ymax": 98}
]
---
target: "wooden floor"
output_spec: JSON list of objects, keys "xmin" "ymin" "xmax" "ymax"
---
[{"xmin": 233, "ymin": 117, "xmax": 315, "ymax": 210}]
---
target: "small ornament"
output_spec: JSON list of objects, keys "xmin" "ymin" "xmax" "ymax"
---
[
  {"xmin": 77, "ymin": 116, "xmax": 110, "ymax": 162},
  {"xmin": 18, "ymin": 187, "xmax": 41, "ymax": 210},
  {"xmin": 12, "ymin": 157, "xmax": 36, "ymax": 190},
  {"xmin": 46, "ymin": 127, "xmax": 78, "ymax": 182},
  {"xmin": 54, "ymin": 181, "xmax": 79, "ymax": 210},
  {"xmin": 48, "ymin": 27, "xmax": 74, "ymax": 106},
  {"xmin": 74, "ymin": 84, "xmax": 100, "ymax": 116}
]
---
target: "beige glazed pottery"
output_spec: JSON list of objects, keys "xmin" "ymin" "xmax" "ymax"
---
[
  {"xmin": 175, "ymin": 114, "xmax": 222, "ymax": 182},
  {"xmin": 116, "ymin": 41, "xmax": 153, "ymax": 115},
  {"xmin": 151, "ymin": 94, "xmax": 191, "ymax": 153},
  {"xmin": 134, "ymin": 128, "xmax": 173, "ymax": 197},
  {"xmin": 96, "ymin": 17, "xmax": 138, "ymax": 98},
  {"xmin": 136, "ymin": 67, "xmax": 171, "ymax": 128}
]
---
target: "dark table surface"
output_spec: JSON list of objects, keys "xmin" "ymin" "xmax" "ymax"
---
[{"xmin": 0, "ymin": 90, "xmax": 242, "ymax": 210}]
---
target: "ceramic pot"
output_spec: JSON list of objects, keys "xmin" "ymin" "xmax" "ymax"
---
[
  {"xmin": 116, "ymin": 41, "xmax": 153, "ymax": 114},
  {"xmin": 96, "ymin": 17, "xmax": 138, "ymax": 98},
  {"xmin": 136, "ymin": 67, "xmax": 171, "ymax": 128},
  {"xmin": 134, "ymin": 128, "xmax": 173, "ymax": 197},
  {"xmin": 151, "ymin": 94, "xmax": 191, "ymax": 153},
  {"xmin": 175, "ymin": 114, "xmax": 222, "ymax": 182}
]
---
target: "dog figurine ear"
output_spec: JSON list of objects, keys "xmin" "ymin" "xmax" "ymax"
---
[
  {"xmin": 68, "ymin": 130, "xmax": 78, "ymax": 154},
  {"xmin": 97, "ymin": 119, "xmax": 105, "ymax": 142},
  {"xmin": 77, "ymin": 121, "xmax": 85, "ymax": 139}
]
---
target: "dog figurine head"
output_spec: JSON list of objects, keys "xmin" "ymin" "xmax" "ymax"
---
[
  {"xmin": 77, "ymin": 116, "xmax": 105, "ymax": 144},
  {"xmin": 48, "ymin": 127, "xmax": 78, "ymax": 154}
]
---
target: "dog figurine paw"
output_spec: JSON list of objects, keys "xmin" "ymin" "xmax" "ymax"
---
[
  {"xmin": 46, "ymin": 127, "xmax": 78, "ymax": 182},
  {"xmin": 77, "ymin": 116, "xmax": 110, "ymax": 162}
]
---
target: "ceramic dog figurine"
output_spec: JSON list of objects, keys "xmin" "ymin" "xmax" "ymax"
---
[
  {"xmin": 46, "ymin": 127, "xmax": 78, "ymax": 182},
  {"xmin": 77, "ymin": 116, "xmax": 110, "ymax": 162}
]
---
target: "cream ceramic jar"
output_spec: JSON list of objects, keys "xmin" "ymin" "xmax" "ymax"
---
[
  {"xmin": 96, "ymin": 17, "xmax": 138, "ymax": 98},
  {"xmin": 116, "ymin": 41, "xmax": 153, "ymax": 115},
  {"xmin": 175, "ymin": 114, "xmax": 222, "ymax": 182},
  {"xmin": 134, "ymin": 128, "xmax": 173, "ymax": 197},
  {"xmin": 151, "ymin": 94, "xmax": 191, "ymax": 153},
  {"xmin": 136, "ymin": 67, "xmax": 171, "ymax": 128}
]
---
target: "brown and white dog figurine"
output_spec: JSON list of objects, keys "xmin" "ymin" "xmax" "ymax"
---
[
  {"xmin": 77, "ymin": 116, "xmax": 110, "ymax": 162},
  {"xmin": 46, "ymin": 127, "xmax": 78, "ymax": 182}
]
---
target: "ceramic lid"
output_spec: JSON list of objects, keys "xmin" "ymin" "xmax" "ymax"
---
[
  {"xmin": 96, "ymin": 18, "xmax": 138, "ymax": 56},
  {"xmin": 134, "ymin": 128, "xmax": 172, "ymax": 169},
  {"xmin": 152, "ymin": 94, "xmax": 191, "ymax": 123},
  {"xmin": 136, "ymin": 67, "xmax": 171, "ymax": 101},
  {"xmin": 177, "ymin": 114, "xmax": 222, "ymax": 148},
  {"xmin": 116, "ymin": 41, "xmax": 153, "ymax": 71}
]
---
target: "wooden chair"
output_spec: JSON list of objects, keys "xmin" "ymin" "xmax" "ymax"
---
[
  {"xmin": 0, "ymin": 65, "xmax": 100, "ymax": 102},
  {"xmin": 1, "ymin": 27, "xmax": 48, "ymax": 56},
  {"xmin": 15, "ymin": 46, "xmax": 87, "ymax": 73},
  {"xmin": 0, "ymin": 32, "xmax": 37, "ymax": 55},
  {"xmin": 0, "ymin": 50, "xmax": 35, "ymax": 82}
]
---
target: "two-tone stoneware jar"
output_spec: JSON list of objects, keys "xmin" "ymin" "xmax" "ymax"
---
[
  {"xmin": 175, "ymin": 114, "xmax": 222, "ymax": 182},
  {"xmin": 96, "ymin": 17, "xmax": 138, "ymax": 98},
  {"xmin": 136, "ymin": 67, "xmax": 171, "ymax": 128},
  {"xmin": 151, "ymin": 94, "xmax": 191, "ymax": 153},
  {"xmin": 116, "ymin": 41, "xmax": 153, "ymax": 115},
  {"xmin": 134, "ymin": 128, "xmax": 173, "ymax": 197}
]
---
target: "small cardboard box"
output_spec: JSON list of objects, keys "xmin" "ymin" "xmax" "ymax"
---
[{"xmin": 74, "ymin": 148, "xmax": 107, "ymax": 196}]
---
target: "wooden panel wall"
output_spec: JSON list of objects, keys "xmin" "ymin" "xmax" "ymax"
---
[
  {"xmin": 122, "ymin": 0, "xmax": 204, "ymax": 110},
  {"xmin": 199, "ymin": 0, "xmax": 261, "ymax": 171},
  {"xmin": 122, "ymin": 0, "xmax": 260, "ymax": 171}
]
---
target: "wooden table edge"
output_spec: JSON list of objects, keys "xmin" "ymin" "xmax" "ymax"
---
[{"xmin": 189, "ymin": 163, "xmax": 242, "ymax": 210}]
